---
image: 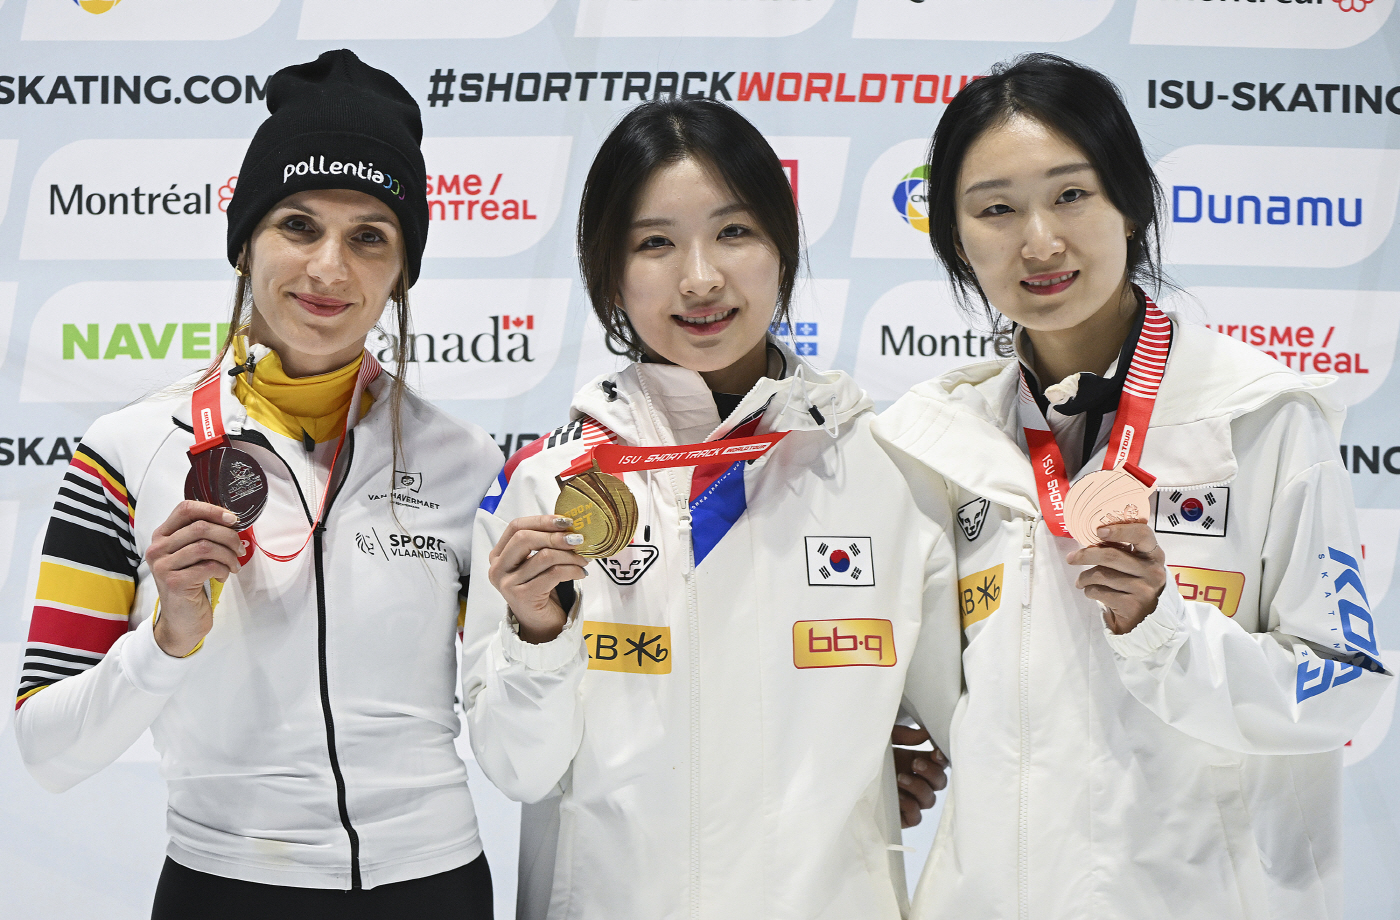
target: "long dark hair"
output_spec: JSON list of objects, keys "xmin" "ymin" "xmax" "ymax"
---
[
  {"xmin": 925, "ymin": 53, "xmax": 1169, "ymax": 330},
  {"xmin": 577, "ymin": 98, "xmax": 801, "ymax": 360}
]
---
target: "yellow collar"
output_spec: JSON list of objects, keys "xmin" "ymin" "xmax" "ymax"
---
[{"xmin": 232, "ymin": 338, "xmax": 374, "ymax": 444}]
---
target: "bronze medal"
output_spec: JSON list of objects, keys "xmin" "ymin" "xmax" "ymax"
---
[{"xmin": 1063, "ymin": 467, "xmax": 1152, "ymax": 548}]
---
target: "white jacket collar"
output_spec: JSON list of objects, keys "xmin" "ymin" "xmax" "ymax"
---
[
  {"xmin": 876, "ymin": 316, "xmax": 1343, "ymax": 515},
  {"xmin": 573, "ymin": 337, "xmax": 873, "ymax": 447}
]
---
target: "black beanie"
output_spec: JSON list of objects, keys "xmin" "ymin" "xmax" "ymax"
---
[{"xmin": 226, "ymin": 50, "xmax": 429, "ymax": 286}]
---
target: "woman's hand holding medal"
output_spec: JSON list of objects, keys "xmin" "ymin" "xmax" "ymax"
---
[
  {"xmin": 1066, "ymin": 519, "xmax": 1168, "ymax": 635},
  {"xmin": 488, "ymin": 515, "xmax": 590, "ymax": 645},
  {"xmin": 145, "ymin": 500, "xmax": 245, "ymax": 657}
]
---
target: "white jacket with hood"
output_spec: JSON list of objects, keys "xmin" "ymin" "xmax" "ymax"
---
[
  {"xmin": 461, "ymin": 343, "xmax": 963, "ymax": 920},
  {"xmin": 873, "ymin": 318, "xmax": 1391, "ymax": 920},
  {"xmin": 14, "ymin": 352, "xmax": 503, "ymax": 890}
]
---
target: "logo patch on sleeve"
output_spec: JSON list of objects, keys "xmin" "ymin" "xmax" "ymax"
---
[
  {"xmin": 1155, "ymin": 487, "xmax": 1229, "ymax": 537},
  {"xmin": 793, "ymin": 619, "xmax": 896, "ymax": 668},
  {"xmin": 1168, "ymin": 565, "xmax": 1245, "ymax": 617},
  {"xmin": 958, "ymin": 564, "xmax": 1003, "ymax": 630},
  {"xmin": 805, "ymin": 537, "xmax": 875, "ymax": 586},
  {"xmin": 583, "ymin": 621, "xmax": 671, "ymax": 674},
  {"xmin": 957, "ymin": 498, "xmax": 990, "ymax": 541}
]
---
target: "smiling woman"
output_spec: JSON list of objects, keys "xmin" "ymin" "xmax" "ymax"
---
[
  {"xmin": 874, "ymin": 53, "xmax": 1391, "ymax": 920},
  {"xmin": 461, "ymin": 99, "xmax": 964, "ymax": 920},
  {"xmin": 12, "ymin": 49, "xmax": 503, "ymax": 920}
]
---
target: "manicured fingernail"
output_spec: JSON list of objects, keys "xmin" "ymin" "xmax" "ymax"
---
[
  {"xmin": 566, "ymin": 533, "xmax": 584, "ymax": 545},
  {"xmin": 555, "ymin": 516, "xmax": 572, "ymax": 528},
  {"xmin": 222, "ymin": 511, "xmax": 237, "ymax": 524},
  {"xmin": 913, "ymin": 758, "xmax": 931, "ymax": 772},
  {"xmin": 1097, "ymin": 526, "xmax": 1111, "ymax": 539},
  {"xmin": 897, "ymin": 774, "xmax": 913, "ymax": 787}
]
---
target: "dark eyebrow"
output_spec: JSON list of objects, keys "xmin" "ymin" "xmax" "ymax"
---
[
  {"xmin": 631, "ymin": 201, "xmax": 750, "ymax": 230},
  {"xmin": 962, "ymin": 161, "xmax": 1094, "ymax": 196},
  {"xmin": 272, "ymin": 199, "xmax": 395, "ymax": 226}
]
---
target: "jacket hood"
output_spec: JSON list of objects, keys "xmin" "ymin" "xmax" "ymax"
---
[
  {"xmin": 874, "ymin": 317, "xmax": 1344, "ymax": 516},
  {"xmin": 572, "ymin": 337, "xmax": 873, "ymax": 447}
]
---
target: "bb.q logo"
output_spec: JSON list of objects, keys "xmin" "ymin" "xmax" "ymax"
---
[
  {"xmin": 892, "ymin": 166, "xmax": 929, "ymax": 234},
  {"xmin": 1334, "ymin": 0, "xmax": 1374, "ymax": 10},
  {"xmin": 74, "ymin": 0, "xmax": 122, "ymax": 12}
]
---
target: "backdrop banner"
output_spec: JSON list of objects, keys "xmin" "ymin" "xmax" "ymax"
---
[{"xmin": 1, "ymin": 2, "xmax": 1398, "ymax": 917}]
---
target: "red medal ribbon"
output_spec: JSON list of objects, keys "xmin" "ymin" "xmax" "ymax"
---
[
  {"xmin": 189, "ymin": 350, "xmax": 382, "ymax": 564},
  {"xmin": 560, "ymin": 432, "xmax": 789, "ymax": 479},
  {"xmin": 190, "ymin": 374, "xmax": 229, "ymax": 454},
  {"xmin": 1018, "ymin": 294, "xmax": 1171, "ymax": 538}
]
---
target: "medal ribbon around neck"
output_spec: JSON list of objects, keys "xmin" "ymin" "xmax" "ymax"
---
[
  {"xmin": 554, "ymin": 430, "xmax": 789, "ymax": 558},
  {"xmin": 187, "ymin": 350, "xmax": 382, "ymax": 564},
  {"xmin": 1017, "ymin": 294, "xmax": 1171, "ymax": 541},
  {"xmin": 559, "ymin": 431, "xmax": 789, "ymax": 479}
]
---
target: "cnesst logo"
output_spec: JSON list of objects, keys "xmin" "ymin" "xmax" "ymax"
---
[
  {"xmin": 891, "ymin": 166, "xmax": 929, "ymax": 234},
  {"xmin": 851, "ymin": 139, "xmax": 936, "ymax": 260},
  {"xmin": 73, "ymin": 0, "xmax": 122, "ymax": 13}
]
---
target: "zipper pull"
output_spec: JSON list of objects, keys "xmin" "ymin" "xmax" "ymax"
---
[
  {"xmin": 301, "ymin": 429, "xmax": 316, "ymax": 453},
  {"xmin": 1019, "ymin": 518, "xmax": 1035, "ymax": 611}
]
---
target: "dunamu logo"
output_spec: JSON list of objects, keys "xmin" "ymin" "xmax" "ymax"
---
[
  {"xmin": 1172, "ymin": 186, "xmax": 1362, "ymax": 228},
  {"xmin": 283, "ymin": 155, "xmax": 406, "ymax": 201}
]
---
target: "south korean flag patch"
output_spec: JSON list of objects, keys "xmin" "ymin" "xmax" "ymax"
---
[
  {"xmin": 805, "ymin": 537, "xmax": 876, "ymax": 586},
  {"xmin": 1155, "ymin": 487, "xmax": 1229, "ymax": 538}
]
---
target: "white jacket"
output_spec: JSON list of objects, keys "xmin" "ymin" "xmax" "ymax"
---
[
  {"xmin": 461, "ymin": 343, "xmax": 963, "ymax": 920},
  {"xmin": 13, "ymin": 353, "xmax": 503, "ymax": 889},
  {"xmin": 873, "ymin": 320, "xmax": 1391, "ymax": 920}
]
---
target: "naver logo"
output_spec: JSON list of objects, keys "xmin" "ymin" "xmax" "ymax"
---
[{"xmin": 62, "ymin": 322, "xmax": 231, "ymax": 360}]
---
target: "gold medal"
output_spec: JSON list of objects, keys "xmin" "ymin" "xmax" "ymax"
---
[{"xmin": 554, "ymin": 460, "xmax": 638, "ymax": 558}]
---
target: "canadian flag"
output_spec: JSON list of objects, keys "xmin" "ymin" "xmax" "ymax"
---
[{"xmin": 501, "ymin": 314, "xmax": 534, "ymax": 330}]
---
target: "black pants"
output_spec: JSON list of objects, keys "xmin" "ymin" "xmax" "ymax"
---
[{"xmin": 150, "ymin": 853, "xmax": 493, "ymax": 920}]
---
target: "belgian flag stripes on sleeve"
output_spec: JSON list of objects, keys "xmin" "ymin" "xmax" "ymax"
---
[{"xmin": 15, "ymin": 444, "xmax": 139, "ymax": 710}]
